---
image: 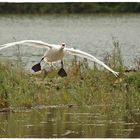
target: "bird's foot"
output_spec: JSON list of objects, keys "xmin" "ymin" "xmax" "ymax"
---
[
  {"xmin": 32, "ymin": 63, "xmax": 41, "ymax": 72},
  {"xmin": 58, "ymin": 68, "xmax": 67, "ymax": 77}
]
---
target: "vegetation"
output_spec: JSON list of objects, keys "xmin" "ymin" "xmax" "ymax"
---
[
  {"xmin": 0, "ymin": 40, "xmax": 140, "ymax": 113},
  {"xmin": 0, "ymin": 3, "xmax": 140, "ymax": 14}
]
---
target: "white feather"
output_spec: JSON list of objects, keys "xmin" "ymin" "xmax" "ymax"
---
[
  {"xmin": 64, "ymin": 48, "xmax": 119, "ymax": 77},
  {"xmin": 0, "ymin": 40, "xmax": 119, "ymax": 77},
  {"xmin": 0, "ymin": 40, "xmax": 54, "ymax": 50}
]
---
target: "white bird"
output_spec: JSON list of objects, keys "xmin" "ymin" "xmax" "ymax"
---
[{"xmin": 0, "ymin": 40, "xmax": 119, "ymax": 77}]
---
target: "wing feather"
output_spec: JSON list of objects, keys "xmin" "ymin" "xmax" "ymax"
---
[
  {"xmin": 64, "ymin": 47, "xmax": 119, "ymax": 77},
  {"xmin": 0, "ymin": 40, "xmax": 55, "ymax": 51}
]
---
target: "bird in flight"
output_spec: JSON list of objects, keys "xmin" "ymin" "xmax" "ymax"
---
[{"xmin": 0, "ymin": 40, "xmax": 119, "ymax": 77}]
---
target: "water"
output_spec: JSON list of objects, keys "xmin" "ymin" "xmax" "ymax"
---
[
  {"xmin": 0, "ymin": 14, "xmax": 140, "ymax": 70},
  {"xmin": 0, "ymin": 106, "xmax": 140, "ymax": 138},
  {"xmin": 0, "ymin": 14, "xmax": 140, "ymax": 138}
]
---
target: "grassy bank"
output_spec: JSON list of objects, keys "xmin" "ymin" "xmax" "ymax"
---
[{"xmin": 0, "ymin": 42, "xmax": 140, "ymax": 112}]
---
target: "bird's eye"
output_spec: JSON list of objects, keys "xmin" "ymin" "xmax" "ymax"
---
[{"xmin": 62, "ymin": 44, "xmax": 65, "ymax": 47}]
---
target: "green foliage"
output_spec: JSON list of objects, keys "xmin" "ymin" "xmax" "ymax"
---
[
  {"xmin": 0, "ymin": 60, "xmax": 47, "ymax": 109},
  {"xmin": 124, "ymin": 72, "xmax": 140, "ymax": 89},
  {"xmin": 0, "ymin": 3, "xmax": 140, "ymax": 14},
  {"xmin": 104, "ymin": 39, "xmax": 124, "ymax": 72}
]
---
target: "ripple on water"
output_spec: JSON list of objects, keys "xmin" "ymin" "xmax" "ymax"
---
[
  {"xmin": 61, "ymin": 130, "xmax": 79, "ymax": 137},
  {"xmin": 40, "ymin": 121, "xmax": 48, "ymax": 124},
  {"xmin": 23, "ymin": 124, "xmax": 34, "ymax": 128},
  {"xmin": 79, "ymin": 123, "xmax": 105, "ymax": 127},
  {"xmin": 24, "ymin": 135, "xmax": 37, "ymax": 138}
]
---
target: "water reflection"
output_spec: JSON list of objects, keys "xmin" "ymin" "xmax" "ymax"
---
[{"xmin": 0, "ymin": 106, "xmax": 140, "ymax": 138}]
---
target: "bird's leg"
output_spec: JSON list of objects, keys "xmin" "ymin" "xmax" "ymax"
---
[
  {"xmin": 32, "ymin": 57, "xmax": 44, "ymax": 72},
  {"xmin": 58, "ymin": 60, "xmax": 67, "ymax": 77}
]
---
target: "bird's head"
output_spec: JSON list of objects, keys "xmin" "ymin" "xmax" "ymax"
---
[{"xmin": 61, "ymin": 43, "xmax": 66, "ymax": 49}]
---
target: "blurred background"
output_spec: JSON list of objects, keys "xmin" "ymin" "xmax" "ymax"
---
[{"xmin": 0, "ymin": 3, "xmax": 140, "ymax": 14}]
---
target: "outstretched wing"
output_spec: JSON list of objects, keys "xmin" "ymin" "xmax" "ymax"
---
[
  {"xmin": 64, "ymin": 47, "xmax": 119, "ymax": 77},
  {"xmin": 0, "ymin": 40, "xmax": 56, "ymax": 51}
]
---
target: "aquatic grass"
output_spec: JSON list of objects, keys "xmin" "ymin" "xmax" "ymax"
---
[
  {"xmin": 133, "ymin": 57, "xmax": 140, "ymax": 70},
  {"xmin": 0, "ymin": 59, "xmax": 48, "ymax": 109},
  {"xmin": 104, "ymin": 39, "xmax": 124, "ymax": 73},
  {"xmin": 0, "ymin": 40, "xmax": 140, "ymax": 114}
]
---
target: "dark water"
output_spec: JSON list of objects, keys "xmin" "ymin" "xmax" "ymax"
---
[
  {"xmin": 0, "ymin": 14, "xmax": 140, "ymax": 70},
  {"xmin": 0, "ymin": 106, "xmax": 140, "ymax": 138}
]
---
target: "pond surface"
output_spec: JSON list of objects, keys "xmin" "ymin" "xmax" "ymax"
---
[
  {"xmin": 0, "ymin": 105, "xmax": 140, "ymax": 138},
  {"xmin": 0, "ymin": 14, "xmax": 140, "ymax": 138},
  {"xmin": 0, "ymin": 14, "xmax": 140, "ymax": 70}
]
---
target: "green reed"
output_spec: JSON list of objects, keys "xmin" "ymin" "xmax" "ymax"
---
[{"xmin": 0, "ymin": 40, "xmax": 139, "ymax": 112}]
